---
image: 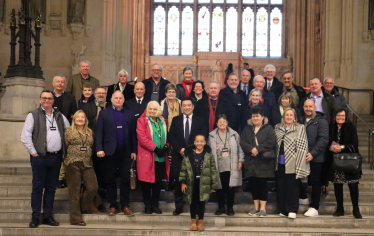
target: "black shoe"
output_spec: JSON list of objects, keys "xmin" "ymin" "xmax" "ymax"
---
[
  {"xmin": 215, "ymin": 207, "xmax": 226, "ymax": 215},
  {"xmin": 270, "ymin": 187, "xmax": 277, "ymax": 192},
  {"xmin": 29, "ymin": 217, "xmax": 40, "ymax": 228},
  {"xmin": 152, "ymin": 206, "xmax": 162, "ymax": 214},
  {"xmin": 173, "ymin": 208, "xmax": 183, "ymax": 215},
  {"xmin": 353, "ymin": 207, "xmax": 362, "ymax": 219},
  {"xmin": 42, "ymin": 216, "xmax": 59, "ymax": 226},
  {"xmin": 144, "ymin": 205, "xmax": 153, "ymax": 214},
  {"xmin": 71, "ymin": 221, "xmax": 86, "ymax": 226},
  {"xmin": 58, "ymin": 180, "xmax": 66, "ymax": 188},
  {"xmin": 333, "ymin": 207, "xmax": 344, "ymax": 217},
  {"xmin": 227, "ymin": 207, "xmax": 235, "ymax": 216}
]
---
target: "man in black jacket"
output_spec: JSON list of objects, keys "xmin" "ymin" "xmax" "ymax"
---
[
  {"xmin": 237, "ymin": 70, "xmax": 254, "ymax": 100},
  {"xmin": 322, "ymin": 77, "xmax": 347, "ymax": 108},
  {"xmin": 106, "ymin": 69, "xmax": 135, "ymax": 107},
  {"xmin": 168, "ymin": 97, "xmax": 207, "ymax": 216},
  {"xmin": 264, "ymin": 64, "xmax": 283, "ymax": 92},
  {"xmin": 125, "ymin": 82, "xmax": 149, "ymax": 123},
  {"xmin": 273, "ymin": 70, "xmax": 306, "ymax": 106},
  {"xmin": 195, "ymin": 81, "xmax": 235, "ymax": 133},
  {"xmin": 143, "ymin": 62, "xmax": 170, "ymax": 102},
  {"xmin": 300, "ymin": 99, "xmax": 329, "ymax": 217}
]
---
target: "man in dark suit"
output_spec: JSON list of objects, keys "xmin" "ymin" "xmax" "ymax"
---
[
  {"xmin": 273, "ymin": 70, "xmax": 306, "ymax": 106},
  {"xmin": 106, "ymin": 69, "xmax": 135, "ymax": 107},
  {"xmin": 168, "ymin": 97, "xmax": 207, "ymax": 216},
  {"xmin": 264, "ymin": 64, "xmax": 283, "ymax": 92},
  {"xmin": 237, "ymin": 70, "xmax": 254, "ymax": 100},
  {"xmin": 51, "ymin": 75, "xmax": 77, "ymax": 189},
  {"xmin": 219, "ymin": 73, "xmax": 246, "ymax": 133},
  {"xmin": 143, "ymin": 62, "xmax": 170, "ymax": 102},
  {"xmin": 125, "ymin": 82, "xmax": 149, "ymax": 122},
  {"xmin": 96, "ymin": 91, "xmax": 137, "ymax": 216}
]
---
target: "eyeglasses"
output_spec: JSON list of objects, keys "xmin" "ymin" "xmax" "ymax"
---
[
  {"xmin": 266, "ymin": 71, "xmax": 275, "ymax": 73},
  {"xmin": 40, "ymin": 97, "xmax": 54, "ymax": 101},
  {"xmin": 95, "ymin": 92, "xmax": 107, "ymax": 95},
  {"xmin": 217, "ymin": 120, "xmax": 227, "ymax": 124},
  {"xmin": 152, "ymin": 69, "xmax": 162, "ymax": 72},
  {"xmin": 167, "ymin": 91, "xmax": 176, "ymax": 94},
  {"xmin": 324, "ymin": 83, "xmax": 334, "ymax": 85}
]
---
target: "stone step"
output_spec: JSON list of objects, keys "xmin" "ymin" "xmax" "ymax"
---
[
  {"xmin": 0, "ymin": 212, "xmax": 372, "ymax": 229},
  {"xmin": 0, "ymin": 198, "xmax": 373, "ymax": 216},
  {"xmin": 0, "ymin": 222, "xmax": 373, "ymax": 236}
]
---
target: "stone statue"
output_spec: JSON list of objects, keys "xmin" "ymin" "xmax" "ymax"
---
[
  {"xmin": 369, "ymin": 0, "xmax": 374, "ymax": 30},
  {"xmin": 30, "ymin": 0, "xmax": 46, "ymax": 22},
  {"xmin": 0, "ymin": 0, "xmax": 5, "ymax": 23},
  {"xmin": 212, "ymin": 60, "xmax": 224, "ymax": 88},
  {"xmin": 68, "ymin": 0, "xmax": 85, "ymax": 24}
]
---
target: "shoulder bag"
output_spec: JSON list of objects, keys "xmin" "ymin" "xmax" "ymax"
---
[{"xmin": 332, "ymin": 153, "xmax": 362, "ymax": 173}]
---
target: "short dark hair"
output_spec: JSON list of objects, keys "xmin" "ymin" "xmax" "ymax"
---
[
  {"xmin": 217, "ymin": 114, "xmax": 227, "ymax": 121},
  {"xmin": 194, "ymin": 134, "xmax": 206, "ymax": 141},
  {"xmin": 333, "ymin": 108, "xmax": 349, "ymax": 123},
  {"xmin": 181, "ymin": 97, "xmax": 193, "ymax": 106},
  {"xmin": 40, "ymin": 89, "xmax": 53, "ymax": 98},
  {"xmin": 191, "ymin": 80, "xmax": 205, "ymax": 90},
  {"xmin": 243, "ymin": 63, "xmax": 249, "ymax": 66},
  {"xmin": 251, "ymin": 107, "xmax": 264, "ymax": 116}
]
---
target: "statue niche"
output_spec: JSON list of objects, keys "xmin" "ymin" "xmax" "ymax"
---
[{"xmin": 68, "ymin": 0, "xmax": 85, "ymax": 24}]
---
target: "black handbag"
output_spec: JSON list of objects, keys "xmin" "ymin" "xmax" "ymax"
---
[{"xmin": 332, "ymin": 153, "xmax": 362, "ymax": 173}]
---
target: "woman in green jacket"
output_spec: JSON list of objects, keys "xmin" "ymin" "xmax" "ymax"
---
[{"xmin": 179, "ymin": 135, "xmax": 218, "ymax": 231}]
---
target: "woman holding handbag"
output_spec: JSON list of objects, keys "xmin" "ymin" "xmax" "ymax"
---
[
  {"xmin": 327, "ymin": 108, "xmax": 362, "ymax": 219},
  {"xmin": 137, "ymin": 101, "xmax": 170, "ymax": 214},
  {"xmin": 240, "ymin": 107, "xmax": 277, "ymax": 218}
]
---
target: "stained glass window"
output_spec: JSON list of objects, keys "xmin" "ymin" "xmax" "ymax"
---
[
  {"xmin": 211, "ymin": 7, "xmax": 224, "ymax": 52},
  {"xmin": 153, "ymin": 6, "xmax": 166, "ymax": 55},
  {"xmin": 243, "ymin": 0, "xmax": 254, "ymax": 3},
  {"xmin": 154, "ymin": 0, "xmax": 166, "ymax": 2},
  {"xmin": 182, "ymin": 6, "xmax": 194, "ymax": 55},
  {"xmin": 271, "ymin": 0, "xmax": 282, "ymax": 4},
  {"xmin": 256, "ymin": 7, "xmax": 268, "ymax": 57},
  {"xmin": 213, "ymin": 0, "xmax": 224, "ymax": 3},
  {"xmin": 226, "ymin": 0, "xmax": 238, "ymax": 3},
  {"xmin": 226, "ymin": 7, "xmax": 237, "ymax": 52},
  {"xmin": 257, "ymin": 0, "xmax": 269, "ymax": 4},
  {"xmin": 242, "ymin": 7, "xmax": 254, "ymax": 56},
  {"xmin": 270, "ymin": 7, "xmax": 282, "ymax": 57},
  {"xmin": 169, "ymin": 0, "xmax": 180, "ymax": 2},
  {"xmin": 198, "ymin": 0, "xmax": 210, "ymax": 3},
  {"xmin": 198, "ymin": 6, "xmax": 210, "ymax": 52},
  {"xmin": 182, "ymin": 0, "xmax": 194, "ymax": 2},
  {"xmin": 167, "ymin": 6, "xmax": 180, "ymax": 55}
]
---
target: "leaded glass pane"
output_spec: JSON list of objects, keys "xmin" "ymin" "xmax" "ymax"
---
[
  {"xmin": 211, "ymin": 7, "xmax": 224, "ymax": 52},
  {"xmin": 270, "ymin": 7, "xmax": 282, "ymax": 57},
  {"xmin": 243, "ymin": 0, "xmax": 255, "ymax": 3},
  {"xmin": 227, "ymin": 0, "xmax": 238, "ymax": 3},
  {"xmin": 154, "ymin": 0, "xmax": 166, "ymax": 2},
  {"xmin": 182, "ymin": 0, "xmax": 194, "ymax": 2},
  {"xmin": 226, "ymin": 7, "xmax": 237, "ymax": 52},
  {"xmin": 198, "ymin": 0, "xmax": 210, "ymax": 3},
  {"xmin": 256, "ymin": 7, "xmax": 267, "ymax": 56},
  {"xmin": 257, "ymin": 0, "xmax": 268, "ymax": 4},
  {"xmin": 182, "ymin": 6, "xmax": 194, "ymax": 55},
  {"xmin": 271, "ymin": 0, "xmax": 282, "ymax": 4},
  {"xmin": 242, "ymin": 7, "xmax": 254, "ymax": 56},
  {"xmin": 154, "ymin": 6, "xmax": 166, "ymax": 55},
  {"xmin": 167, "ymin": 6, "xmax": 180, "ymax": 55},
  {"xmin": 168, "ymin": 0, "xmax": 180, "ymax": 2},
  {"xmin": 213, "ymin": 0, "xmax": 224, "ymax": 3},
  {"xmin": 198, "ymin": 6, "xmax": 210, "ymax": 52}
]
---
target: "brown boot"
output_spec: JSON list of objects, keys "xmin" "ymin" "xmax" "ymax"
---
[
  {"xmin": 190, "ymin": 219, "xmax": 197, "ymax": 231},
  {"xmin": 197, "ymin": 219, "xmax": 204, "ymax": 231},
  {"xmin": 88, "ymin": 202, "xmax": 100, "ymax": 213}
]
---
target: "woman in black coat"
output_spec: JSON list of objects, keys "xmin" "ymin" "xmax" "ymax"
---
[
  {"xmin": 189, "ymin": 80, "xmax": 208, "ymax": 105},
  {"xmin": 242, "ymin": 88, "xmax": 271, "ymax": 129},
  {"xmin": 240, "ymin": 107, "xmax": 276, "ymax": 218},
  {"xmin": 327, "ymin": 108, "xmax": 362, "ymax": 219}
]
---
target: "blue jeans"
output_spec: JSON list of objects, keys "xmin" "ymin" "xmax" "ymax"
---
[{"xmin": 30, "ymin": 153, "xmax": 62, "ymax": 218}]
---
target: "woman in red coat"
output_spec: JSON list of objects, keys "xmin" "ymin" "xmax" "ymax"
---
[{"xmin": 137, "ymin": 101, "xmax": 170, "ymax": 214}]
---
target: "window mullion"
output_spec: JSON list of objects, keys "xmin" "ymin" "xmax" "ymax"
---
[
  {"xmin": 253, "ymin": 4, "xmax": 257, "ymax": 57},
  {"xmin": 267, "ymin": 4, "xmax": 270, "ymax": 57},
  {"xmin": 179, "ymin": 3, "xmax": 182, "ymax": 56},
  {"xmin": 238, "ymin": 2, "xmax": 242, "ymax": 55},
  {"xmin": 209, "ymin": 4, "xmax": 212, "ymax": 52},
  {"xmin": 223, "ymin": 3, "xmax": 226, "ymax": 52},
  {"xmin": 165, "ymin": 3, "xmax": 169, "ymax": 56}
]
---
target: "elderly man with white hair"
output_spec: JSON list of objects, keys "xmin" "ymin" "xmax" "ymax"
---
[
  {"xmin": 264, "ymin": 64, "xmax": 282, "ymax": 92},
  {"xmin": 67, "ymin": 60, "xmax": 100, "ymax": 102},
  {"xmin": 322, "ymin": 77, "xmax": 347, "ymax": 108},
  {"xmin": 106, "ymin": 69, "xmax": 135, "ymax": 106},
  {"xmin": 143, "ymin": 62, "xmax": 171, "ymax": 102},
  {"xmin": 252, "ymin": 75, "xmax": 281, "ymax": 126}
]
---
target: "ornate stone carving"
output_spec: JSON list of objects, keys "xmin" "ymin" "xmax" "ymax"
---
[
  {"xmin": 44, "ymin": 23, "xmax": 51, "ymax": 36},
  {"xmin": 70, "ymin": 43, "xmax": 86, "ymax": 74},
  {"xmin": 51, "ymin": 21, "xmax": 61, "ymax": 30},
  {"xmin": 68, "ymin": 22, "xmax": 83, "ymax": 40},
  {"xmin": 85, "ymin": 24, "xmax": 91, "ymax": 37},
  {"xmin": 68, "ymin": 0, "xmax": 85, "ymax": 24}
]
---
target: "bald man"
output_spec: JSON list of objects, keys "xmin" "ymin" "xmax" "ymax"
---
[{"xmin": 125, "ymin": 82, "xmax": 150, "ymax": 122}]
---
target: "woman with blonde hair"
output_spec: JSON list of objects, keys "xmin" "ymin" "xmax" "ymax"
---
[
  {"xmin": 278, "ymin": 91, "xmax": 301, "ymax": 122},
  {"xmin": 65, "ymin": 110, "xmax": 98, "ymax": 226},
  {"xmin": 160, "ymin": 83, "xmax": 182, "ymax": 131}
]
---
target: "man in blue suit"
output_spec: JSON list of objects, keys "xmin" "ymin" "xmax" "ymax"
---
[{"xmin": 96, "ymin": 91, "xmax": 137, "ymax": 216}]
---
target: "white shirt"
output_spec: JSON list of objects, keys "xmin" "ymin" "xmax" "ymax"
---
[
  {"xmin": 310, "ymin": 91, "xmax": 324, "ymax": 113},
  {"xmin": 119, "ymin": 82, "xmax": 126, "ymax": 92},
  {"xmin": 267, "ymin": 79, "xmax": 273, "ymax": 89},
  {"xmin": 136, "ymin": 97, "xmax": 144, "ymax": 104},
  {"xmin": 183, "ymin": 113, "xmax": 193, "ymax": 135},
  {"xmin": 240, "ymin": 83, "xmax": 249, "ymax": 95}
]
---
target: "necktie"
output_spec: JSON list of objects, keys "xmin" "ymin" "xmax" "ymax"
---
[
  {"xmin": 243, "ymin": 85, "xmax": 247, "ymax": 95},
  {"xmin": 267, "ymin": 82, "xmax": 271, "ymax": 90},
  {"xmin": 185, "ymin": 116, "xmax": 190, "ymax": 145},
  {"xmin": 137, "ymin": 99, "xmax": 141, "ymax": 105}
]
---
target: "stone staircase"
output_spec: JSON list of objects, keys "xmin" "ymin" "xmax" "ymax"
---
[{"xmin": 0, "ymin": 115, "xmax": 374, "ymax": 235}]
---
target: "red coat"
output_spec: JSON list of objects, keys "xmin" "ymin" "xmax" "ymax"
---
[{"xmin": 136, "ymin": 112, "xmax": 170, "ymax": 183}]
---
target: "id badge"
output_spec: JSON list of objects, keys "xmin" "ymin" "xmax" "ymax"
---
[
  {"xmin": 135, "ymin": 114, "xmax": 139, "ymax": 117},
  {"xmin": 80, "ymin": 147, "xmax": 87, "ymax": 151},
  {"xmin": 117, "ymin": 125, "xmax": 123, "ymax": 129},
  {"xmin": 53, "ymin": 107, "xmax": 57, "ymax": 110},
  {"xmin": 222, "ymin": 148, "xmax": 229, "ymax": 157},
  {"xmin": 50, "ymin": 127, "xmax": 57, "ymax": 131},
  {"xmin": 153, "ymin": 91, "xmax": 158, "ymax": 94},
  {"xmin": 238, "ymin": 103, "xmax": 241, "ymax": 106}
]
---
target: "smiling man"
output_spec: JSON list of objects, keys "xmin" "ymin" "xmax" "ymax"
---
[
  {"xmin": 264, "ymin": 64, "xmax": 282, "ymax": 92},
  {"xmin": 125, "ymin": 82, "xmax": 150, "ymax": 123},
  {"xmin": 322, "ymin": 77, "xmax": 347, "ymax": 108},
  {"xmin": 273, "ymin": 70, "xmax": 306, "ymax": 106},
  {"xmin": 143, "ymin": 62, "xmax": 170, "ymax": 102}
]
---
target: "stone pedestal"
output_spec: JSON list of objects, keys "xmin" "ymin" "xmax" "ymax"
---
[{"xmin": 0, "ymin": 77, "xmax": 45, "ymax": 121}]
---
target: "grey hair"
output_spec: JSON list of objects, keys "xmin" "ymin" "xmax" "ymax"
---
[
  {"xmin": 249, "ymin": 88, "xmax": 262, "ymax": 100},
  {"xmin": 264, "ymin": 64, "xmax": 276, "ymax": 72},
  {"xmin": 309, "ymin": 76, "xmax": 320, "ymax": 82},
  {"xmin": 111, "ymin": 90, "xmax": 124, "ymax": 99},
  {"xmin": 151, "ymin": 62, "xmax": 163, "ymax": 71},
  {"xmin": 323, "ymin": 77, "xmax": 335, "ymax": 84},
  {"xmin": 280, "ymin": 70, "xmax": 294, "ymax": 80},
  {"xmin": 52, "ymin": 74, "xmax": 66, "ymax": 83},
  {"xmin": 80, "ymin": 60, "xmax": 91, "ymax": 68},
  {"xmin": 145, "ymin": 101, "xmax": 163, "ymax": 118},
  {"xmin": 253, "ymin": 75, "xmax": 265, "ymax": 83},
  {"xmin": 95, "ymin": 86, "xmax": 107, "ymax": 93},
  {"xmin": 241, "ymin": 69, "xmax": 251, "ymax": 76},
  {"xmin": 209, "ymin": 80, "xmax": 221, "ymax": 89},
  {"xmin": 118, "ymin": 69, "xmax": 129, "ymax": 77}
]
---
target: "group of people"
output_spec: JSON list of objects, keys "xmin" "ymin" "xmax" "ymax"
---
[{"xmin": 21, "ymin": 60, "xmax": 361, "ymax": 231}]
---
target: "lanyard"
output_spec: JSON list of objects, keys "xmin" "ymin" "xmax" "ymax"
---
[
  {"xmin": 217, "ymin": 129, "xmax": 228, "ymax": 149},
  {"xmin": 45, "ymin": 115, "xmax": 54, "ymax": 127},
  {"xmin": 78, "ymin": 131, "xmax": 88, "ymax": 147}
]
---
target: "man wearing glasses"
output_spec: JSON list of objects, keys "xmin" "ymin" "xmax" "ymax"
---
[
  {"xmin": 322, "ymin": 77, "xmax": 347, "ymax": 108},
  {"xmin": 21, "ymin": 90, "xmax": 70, "ymax": 228},
  {"xmin": 273, "ymin": 70, "xmax": 306, "ymax": 107},
  {"xmin": 264, "ymin": 64, "xmax": 282, "ymax": 93},
  {"xmin": 143, "ymin": 62, "xmax": 170, "ymax": 102}
]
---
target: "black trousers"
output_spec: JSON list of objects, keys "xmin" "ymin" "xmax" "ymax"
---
[
  {"xmin": 173, "ymin": 177, "xmax": 184, "ymax": 209},
  {"xmin": 141, "ymin": 161, "xmax": 165, "ymax": 206},
  {"xmin": 299, "ymin": 179, "xmax": 308, "ymax": 199},
  {"xmin": 309, "ymin": 162, "xmax": 323, "ymax": 210},
  {"xmin": 92, "ymin": 146, "xmax": 106, "ymax": 189},
  {"xmin": 190, "ymin": 178, "xmax": 205, "ymax": 219},
  {"xmin": 103, "ymin": 150, "xmax": 132, "ymax": 209},
  {"xmin": 276, "ymin": 164, "xmax": 299, "ymax": 214},
  {"xmin": 334, "ymin": 182, "xmax": 359, "ymax": 209},
  {"xmin": 216, "ymin": 171, "xmax": 235, "ymax": 208},
  {"xmin": 249, "ymin": 177, "xmax": 268, "ymax": 201}
]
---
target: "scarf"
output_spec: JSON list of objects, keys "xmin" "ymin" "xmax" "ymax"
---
[
  {"xmin": 163, "ymin": 99, "xmax": 181, "ymax": 131},
  {"xmin": 208, "ymin": 96, "xmax": 219, "ymax": 132},
  {"xmin": 182, "ymin": 79, "xmax": 194, "ymax": 97},
  {"xmin": 248, "ymin": 99, "xmax": 264, "ymax": 106}
]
